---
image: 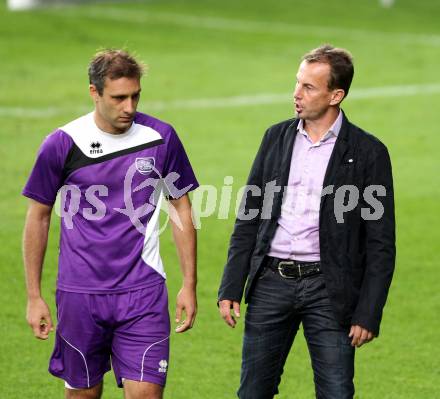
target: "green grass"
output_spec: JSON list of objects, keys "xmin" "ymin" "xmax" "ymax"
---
[{"xmin": 1, "ymin": 0, "xmax": 440, "ymax": 397}]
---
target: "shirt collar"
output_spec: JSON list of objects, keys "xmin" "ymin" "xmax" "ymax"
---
[{"xmin": 297, "ymin": 110, "xmax": 343, "ymax": 142}]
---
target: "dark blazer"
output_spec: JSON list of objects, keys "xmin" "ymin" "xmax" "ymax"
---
[{"xmin": 218, "ymin": 111, "xmax": 395, "ymax": 336}]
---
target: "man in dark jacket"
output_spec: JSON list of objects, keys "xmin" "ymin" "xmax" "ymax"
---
[{"xmin": 218, "ymin": 45, "xmax": 395, "ymax": 399}]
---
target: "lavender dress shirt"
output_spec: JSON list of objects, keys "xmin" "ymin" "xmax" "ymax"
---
[{"xmin": 268, "ymin": 111, "xmax": 342, "ymax": 262}]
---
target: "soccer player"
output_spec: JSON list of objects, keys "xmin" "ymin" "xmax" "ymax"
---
[{"xmin": 22, "ymin": 49, "xmax": 198, "ymax": 399}]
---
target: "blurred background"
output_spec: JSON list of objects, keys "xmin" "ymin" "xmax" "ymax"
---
[{"xmin": 1, "ymin": 0, "xmax": 439, "ymax": 397}]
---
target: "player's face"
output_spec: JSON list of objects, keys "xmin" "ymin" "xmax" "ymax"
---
[
  {"xmin": 90, "ymin": 77, "xmax": 141, "ymax": 134},
  {"xmin": 293, "ymin": 61, "xmax": 342, "ymax": 121}
]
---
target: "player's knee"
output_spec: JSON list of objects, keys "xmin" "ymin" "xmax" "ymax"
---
[
  {"xmin": 65, "ymin": 382, "xmax": 103, "ymax": 399},
  {"xmin": 140, "ymin": 393, "xmax": 162, "ymax": 399},
  {"xmin": 123, "ymin": 380, "xmax": 163, "ymax": 399},
  {"xmin": 126, "ymin": 390, "xmax": 163, "ymax": 399}
]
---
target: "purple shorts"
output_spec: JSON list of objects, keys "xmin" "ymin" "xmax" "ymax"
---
[{"xmin": 49, "ymin": 283, "xmax": 170, "ymax": 389}]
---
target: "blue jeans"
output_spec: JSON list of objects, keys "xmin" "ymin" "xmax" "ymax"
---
[{"xmin": 238, "ymin": 266, "xmax": 355, "ymax": 399}]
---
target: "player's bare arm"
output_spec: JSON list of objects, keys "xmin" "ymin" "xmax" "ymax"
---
[
  {"xmin": 169, "ymin": 194, "xmax": 197, "ymax": 333},
  {"xmin": 23, "ymin": 199, "xmax": 54, "ymax": 339}
]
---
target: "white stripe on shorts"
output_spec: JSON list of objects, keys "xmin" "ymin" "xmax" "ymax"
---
[
  {"xmin": 59, "ymin": 333, "xmax": 90, "ymax": 388},
  {"xmin": 140, "ymin": 336, "xmax": 170, "ymax": 382}
]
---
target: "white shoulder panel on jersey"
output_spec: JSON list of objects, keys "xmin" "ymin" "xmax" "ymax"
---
[{"xmin": 60, "ymin": 112, "xmax": 163, "ymax": 159}]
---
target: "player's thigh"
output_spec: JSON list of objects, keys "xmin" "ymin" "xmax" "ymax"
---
[
  {"xmin": 123, "ymin": 379, "xmax": 163, "ymax": 399},
  {"xmin": 111, "ymin": 283, "xmax": 171, "ymax": 388},
  {"xmin": 50, "ymin": 291, "xmax": 112, "ymax": 389}
]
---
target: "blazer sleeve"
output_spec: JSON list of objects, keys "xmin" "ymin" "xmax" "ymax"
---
[
  {"xmin": 351, "ymin": 143, "xmax": 396, "ymax": 336},
  {"xmin": 217, "ymin": 129, "xmax": 271, "ymax": 303}
]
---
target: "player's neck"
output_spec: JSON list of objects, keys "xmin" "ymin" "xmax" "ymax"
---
[{"xmin": 93, "ymin": 112, "xmax": 129, "ymax": 135}]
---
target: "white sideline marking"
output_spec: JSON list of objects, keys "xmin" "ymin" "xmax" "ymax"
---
[
  {"xmin": 1, "ymin": 83, "xmax": 440, "ymax": 118},
  {"xmin": 65, "ymin": 7, "xmax": 440, "ymax": 47}
]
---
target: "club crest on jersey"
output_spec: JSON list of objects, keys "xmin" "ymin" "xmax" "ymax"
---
[
  {"xmin": 90, "ymin": 141, "xmax": 103, "ymax": 154},
  {"xmin": 135, "ymin": 157, "xmax": 155, "ymax": 174}
]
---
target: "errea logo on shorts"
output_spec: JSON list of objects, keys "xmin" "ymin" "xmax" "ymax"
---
[{"xmin": 158, "ymin": 360, "xmax": 168, "ymax": 373}]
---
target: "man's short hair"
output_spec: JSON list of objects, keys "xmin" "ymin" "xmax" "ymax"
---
[
  {"xmin": 88, "ymin": 49, "xmax": 145, "ymax": 95},
  {"xmin": 302, "ymin": 45, "xmax": 354, "ymax": 98}
]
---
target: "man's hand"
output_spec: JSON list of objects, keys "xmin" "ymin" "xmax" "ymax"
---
[
  {"xmin": 219, "ymin": 300, "xmax": 241, "ymax": 328},
  {"xmin": 175, "ymin": 285, "xmax": 197, "ymax": 333},
  {"xmin": 26, "ymin": 297, "xmax": 54, "ymax": 340},
  {"xmin": 349, "ymin": 325, "xmax": 375, "ymax": 347}
]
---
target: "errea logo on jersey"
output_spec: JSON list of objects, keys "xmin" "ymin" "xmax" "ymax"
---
[
  {"xmin": 90, "ymin": 141, "xmax": 103, "ymax": 154},
  {"xmin": 158, "ymin": 360, "xmax": 168, "ymax": 373}
]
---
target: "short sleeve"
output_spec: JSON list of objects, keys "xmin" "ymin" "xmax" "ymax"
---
[
  {"xmin": 22, "ymin": 130, "xmax": 73, "ymax": 206},
  {"xmin": 162, "ymin": 128, "xmax": 199, "ymax": 199}
]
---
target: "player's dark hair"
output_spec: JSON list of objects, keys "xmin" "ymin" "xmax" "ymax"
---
[
  {"xmin": 88, "ymin": 49, "xmax": 145, "ymax": 95},
  {"xmin": 302, "ymin": 45, "xmax": 354, "ymax": 98}
]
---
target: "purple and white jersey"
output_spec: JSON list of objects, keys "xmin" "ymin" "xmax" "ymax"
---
[{"xmin": 23, "ymin": 112, "xmax": 199, "ymax": 294}]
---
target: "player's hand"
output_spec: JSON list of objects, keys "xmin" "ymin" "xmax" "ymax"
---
[
  {"xmin": 349, "ymin": 325, "xmax": 375, "ymax": 347},
  {"xmin": 26, "ymin": 297, "xmax": 54, "ymax": 340},
  {"xmin": 175, "ymin": 285, "xmax": 197, "ymax": 333},
  {"xmin": 219, "ymin": 300, "xmax": 241, "ymax": 328}
]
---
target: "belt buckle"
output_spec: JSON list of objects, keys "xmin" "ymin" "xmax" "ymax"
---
[{"xmin": 277, "ymin": 261, "xmax": 298, "ymax": 279}]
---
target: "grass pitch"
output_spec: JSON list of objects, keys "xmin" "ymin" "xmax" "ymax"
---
[{"xmin": 1, "ymin": 0, "xmax": 439, "ymax": 397}]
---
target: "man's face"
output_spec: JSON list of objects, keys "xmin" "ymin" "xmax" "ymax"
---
[
  {"xmin": 293, "ymin": 61, "xmax": 341, "ymax": 121},
  {"xmin": 90, "ymin": 77, "xmax": 141, "ymax": 134}
]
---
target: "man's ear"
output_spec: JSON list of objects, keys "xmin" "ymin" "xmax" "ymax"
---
[
  {"xmin": 329, "ymin": 89, "xmax": 345, "ymax": 106},
  {"xmin": 89, "ymin": 84, "xmax": 99, "ymax": 102}
]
